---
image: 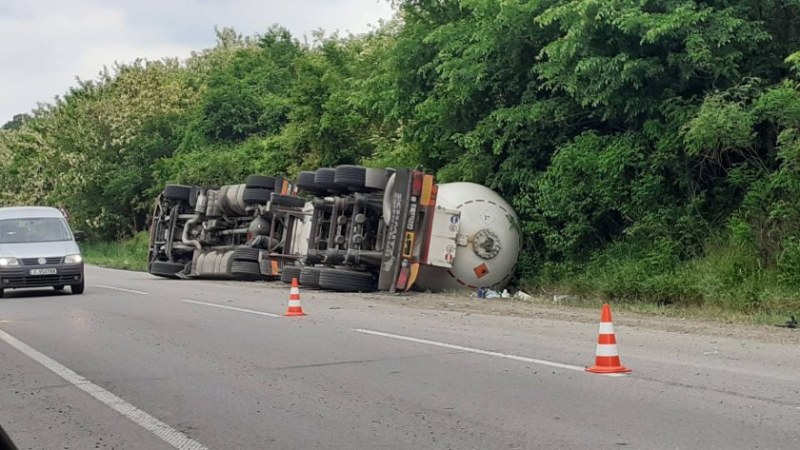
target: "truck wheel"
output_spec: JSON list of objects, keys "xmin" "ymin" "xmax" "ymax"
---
[
  {"xmin": 281, "ymin": 265, "xmax": 302, "ymax": 284},
  {"xmin": 270, "ymin": 193, "xmax": 305, "ymax": 208},
  {"xmin": 149, "ymin": 261, "xmax": 185, "ymax": 279},
  {"xmin": 299, "ymin": 266, "xmax": 322, "ymax": 288},
  {"xmin": 164, "ymin": 185, "xmax": 192, "ymax": 202},
  {"xmin": 219, "ymin": 184, "xmax": 248, "ymax": 216},
  {"xmin": 314, "ymin": 168, "xmax": 345, "ymax": 193},
  {"xmin": 232, "ymin": 247, "xmax": 261, "ymax": 262},
  {"xmin": 243, "ymin": 188, "xmax": 272, "ymax": 205},
  {"xmin": 318, "ymin": 268, "xmax": 376, "ymax": 292},
  {"xmin": 245, "ymin": 175, "xmax": 276, "ymax": 190},
  {"xmin": 296, "ymin": 171, "xmax": 329, "ymax": 195},
  {"xmin": 230, "ymin": 261, "xmax": 262, "ymax": 279},
  {"xmin": 334, "ymin": 165, "xmax": 366, "ymax": 189}
]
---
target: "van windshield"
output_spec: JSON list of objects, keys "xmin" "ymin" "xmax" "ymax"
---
[{"xmin": 0, "ymin": 218, "xmax": 73, "ymax": 244}]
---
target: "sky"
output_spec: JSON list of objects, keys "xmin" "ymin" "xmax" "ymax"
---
[{"xmin": 0, "ymin": 0, "xmax": 395, "ymax": 125}]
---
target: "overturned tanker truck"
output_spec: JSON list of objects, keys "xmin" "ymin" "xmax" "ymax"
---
[{"xmin": 147, "ymin": 166, "xmax": 521, "ymax": 293}]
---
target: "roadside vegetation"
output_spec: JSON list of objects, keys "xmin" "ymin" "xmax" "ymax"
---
[
  {"xmin": 2, "ymin": 1, "xmax": 800, "ymax": 319},
  {"xmin": 80, "ymin": 232, "xmax": 149, "ymax": 272}
]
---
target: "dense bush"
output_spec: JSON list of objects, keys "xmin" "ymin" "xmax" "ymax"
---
[{"xmin": 2, "ymin": 2, "xmax": 800, "ymax": 313}]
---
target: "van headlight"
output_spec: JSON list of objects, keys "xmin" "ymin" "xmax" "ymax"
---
[
  {"xmin": 64, "ymin": 254, "xmax": 83, "ymax": 264},
  {"xmin": 0, "ymin": 257, "xmax": 19, "ymax": 266}
]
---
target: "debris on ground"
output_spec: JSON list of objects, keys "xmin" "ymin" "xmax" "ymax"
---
[
  {"xmin": 776, "ymin": 315, "xmax": 798, "ymax": 329},
  {"xmin": 485, "ymin": 289, "xmax": 501, "ymax": 299},
  {"xmin": 553, "ymin": 294, "xmax": 580, "ymax": 303}
]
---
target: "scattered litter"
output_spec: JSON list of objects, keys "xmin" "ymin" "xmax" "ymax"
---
[
  {"xmin": 553, "ymin": 294, "xmax": 579, "ymax": 303},
  {"xmin": 703, "ymin": 350, "xmax": 719, "ymax": 356},
  {"xmin": 485, "ymin": 289, "xmax": 501, "ymax": 299},
  {"xmin": 473, "ymin": 288, "xmax": 531, "ymax": 300},
  {"xmin": 774, "ymin": 315, "xmax": 798, "ymax": 329},
  {"xmin": 513, "ymin": 290, "xmax": 533, "ymax": 300}
]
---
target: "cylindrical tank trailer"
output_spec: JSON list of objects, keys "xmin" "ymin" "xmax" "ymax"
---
[
  {"xmin": 149, "ymin": 166, "xmax": 521, "ymax": 293},
  {"xmin": 413, "ymin": 182, "xmax": 521, "ymax": 292}
]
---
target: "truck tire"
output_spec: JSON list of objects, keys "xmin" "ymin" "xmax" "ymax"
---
[
  {"xmin": 231, "ymin": 260, "xmax": 262, "ymax": 278},
  {"xmin": 318, "ymin": 268, "xmax": 376, "ymax": 292},
  {"xmin": 334, "ymin": 165, "xmax": 366, "ymax": 189},
  {"xmin": 281, "ymin": 265, "xmax": 302, "ymax": 284},
  {"xmin": 245, "ymin": 175, "xmax": 277, "ymax": 190},
  {"xmin": 243, "ymin": 188, "xmax": 271, "ymax": 205},
  {"xmin": 164, "ymin": 185, "xmax": 192, "ymax": 202},
  {"xmin": 217, "ymin": 251, "xmax": 235, "ymax": 274},
  {"xmin": 299, "ymin": 266, "xmax": 322, "ymax": 288},
  {"xmin": 232, "ymin": 247, "xmax": 261, "ymax": 262},
  {"xmin": 296, "ymin": 171, "xmax": 326, "ymax": 194},
  {"xmin": 149, "ymin": 261, "xmax": 185, "ymax": 279},
  {"xmin": 314, "ymin": 168, "xmax": 339, "ymax": 191},
  {"xmin": 270, "ymin": 193, "xmax": 305, "ymax": 208}
]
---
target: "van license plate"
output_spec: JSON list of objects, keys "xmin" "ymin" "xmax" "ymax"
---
[{"xmin": 29, "ymin": 268, "xmax": 57, "ymax": 276}]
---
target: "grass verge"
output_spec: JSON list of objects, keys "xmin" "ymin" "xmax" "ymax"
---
[
  {"xmin": 526, "ymin": 235, "xmax": 800, "ymax": 326},
  {"xmin": 80, "ymin": 232, "xmax": 149, "ymax": 272}
]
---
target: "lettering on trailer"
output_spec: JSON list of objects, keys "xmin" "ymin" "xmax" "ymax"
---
[
  {"xmin": 381, "ymin": 191, "xmax": 404, "ymax": 273},
  {"xmin": 406, "ymin": 197, "xmax": 418, "ymax": 231},
  {"xmin": 402, "ymin": 232, "xmax": 415, "ymax": 258}
]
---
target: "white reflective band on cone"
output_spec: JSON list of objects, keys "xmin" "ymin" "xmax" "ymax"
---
[
  {"xmin": 595, "ymin": 344, "xmax": 620, "ymax": 357},
  {"xmin": 598, "ymin": 322, "xmax": 615, "ymax": 334}
]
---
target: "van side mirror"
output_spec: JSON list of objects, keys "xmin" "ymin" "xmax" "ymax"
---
[{"xmin": 73, "ymin": 231, "xmax": 87, "ymax": 242}]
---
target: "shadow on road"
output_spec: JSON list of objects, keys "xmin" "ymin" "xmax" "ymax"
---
[{"xmin": 1, "ymin": 288, "xmax": 73, "ymax": 299}]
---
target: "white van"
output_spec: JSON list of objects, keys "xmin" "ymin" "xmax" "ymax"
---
[{"xmin": 0, "ymin": 206, "xmax": 85, "ymax": 297}]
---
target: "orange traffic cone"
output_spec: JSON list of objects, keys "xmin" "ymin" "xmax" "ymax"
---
[
  {"xmin": 586, "ymin": 304, "xmax": 631, "ymax": 374},
  {"xmin": 285, "ymin": 278, "xmax": 306, "ymax": 317}
]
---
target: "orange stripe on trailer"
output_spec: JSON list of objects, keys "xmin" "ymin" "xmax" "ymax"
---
[
  {"xmin": 412, "ymin": 172, "xmax": 423, "ymax": 196},
  {"xmin": 395, "ymin": 266, "xmax": 409, "ymax": 290},
  {"xmin": 271, "ymin": 260, "xmax": 279, "ymax": 276},
  {"xmin": 421, "ymin": 175, "xmax": 434, "ymax": 206},
  {"xmin": 406, "ymin": 263, "xmax": 420, "ymax": 291},
  {"xmin": 281, "ymin": 180, "xmax": 289, "ymax": 195}
]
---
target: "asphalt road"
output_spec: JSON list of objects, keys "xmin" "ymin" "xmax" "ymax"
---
[{"xmin": 0, "ymin": 265, "xmax": 799, "ymax": 450}]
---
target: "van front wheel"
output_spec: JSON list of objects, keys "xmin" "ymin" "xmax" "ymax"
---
[{"xmin": 71, "ymin": 281, "xmax": 85, "ymax": 295}]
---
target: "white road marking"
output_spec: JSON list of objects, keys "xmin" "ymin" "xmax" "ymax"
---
[
  {"xmin": 181, "ymin": 299, "xmax": 282, "ymax": 318},
  {"xmin": 0, "ymin": 328, "xmax": 208, "ymax": 450},
  {"xmin": 353, "ymin": 328, "xmax": 586, "ymax": 373},
  {"xmin": 95, "ymin": 284, "xmax": 149, "ymax": 295}
]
